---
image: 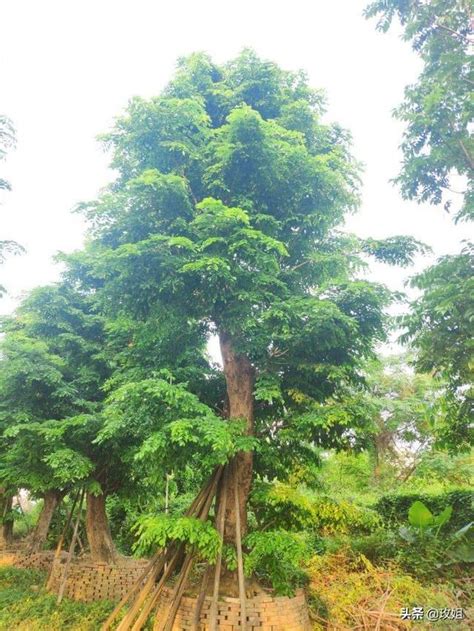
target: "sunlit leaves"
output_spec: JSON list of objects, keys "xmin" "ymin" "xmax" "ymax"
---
[
  {"xmin": 133, "ymin": 514, "xmax": 221, "ymax": 561},
  {"xmin": 101, "ymin": 378, "xmax": 257, "ymax": 472}
]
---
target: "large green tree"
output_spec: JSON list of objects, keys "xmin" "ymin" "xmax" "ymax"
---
[{"xmin": 67, "ymin": 51, "xmax": 422, "ymax": 542}]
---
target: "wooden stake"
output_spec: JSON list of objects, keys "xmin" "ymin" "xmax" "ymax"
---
[
  {"xmin": 115, "ymin": 548, "xmax": 176, "ymax": 631},
  {"xmin": 209, "ymin": 466, "xmax": 228, "ymax": 631},
  {"xmin": 234, "ymin": 472, "xmax": 247, "ymax": 631},
  {"xmin": 126, "ymin": 544, "xmax": 183, "ymax": 631},
  {"xmin": 188, "ymin": 466, "xmax": 222, "ymax": 519},
  {"xmin": 57, "ymin": 487, "xmax": 85, "ymax": 605},
  {"xmin": 102, "ymin": 466, "xmax": 223, "ymax": 631},
  {"xmin": 46, "ymin": 488, "xmax": 80, "ymax": 590},
  {"xmin": 101, "ymin": 552, "xmax": 162, "ymax": 631},
  {"xmin": 155, "ymin": 468, "xmax": 222, "ymax": 631},
  {"xmin": 161, "ymin": 553, "xmax": 195, "ymax": 631},
  {"xmin": 191, "ymin": 563, "xmax": 213, "ymax": 631}
]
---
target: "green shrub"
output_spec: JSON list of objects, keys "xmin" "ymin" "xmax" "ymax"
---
[
  {"xmin": 243, "ymin": 530, "xmax": 310, "ymax": 596},
  {"xmin": 350, "ymin": 499, "xmax": 474, "ymax": 580},
  {"xmin": 375, "ymin": 490, "xmax": 473, "ymax": 533},
  {"xmin": 252, "ymin": 481, "xmax": 380, "ymax": 535},
  {"xmin": 312, "ymin": 496, "xmax": 380, "ymax": 534}
]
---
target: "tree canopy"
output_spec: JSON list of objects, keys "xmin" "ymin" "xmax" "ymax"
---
[{"xmin": 61, "ymin": 51, "xmax": 423, "ymax": 541}]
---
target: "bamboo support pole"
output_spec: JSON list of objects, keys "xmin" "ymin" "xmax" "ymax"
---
[
  {"xmin": 46, "ymin": 489, "xmax": 80, "ymax": 590},
  {"xmin": 115, "ymin": 566, "xmax": 159, "ymax": 631},
  {"xmin": 101, "ymin": 552, "xmax": 163, "ymax": 631},
  {"xmin": 189, "ymin": 466, "xmax": 222, "ymax": 519},
  {"xmin": 57, "ymin": 487, "xmax": 85, "ymax": 605},
  {"xmin": 160, "ymin": 553, "xmax": 195, "ymax": 631},
  {"xmin": 127, "ymin": 543, "xmax": 184, "ymax": 631},
  {"xmin": 154, "ymin": 468, "xmax": 222, "ymax": 631},
  {"xmin": 209, "ymin": 466, "xmax": 228, "ymax": 631},
  {"xmin": 102, "ymin": 465, "xmax": 223, "ymax": 631},
  {"xmin": 191, "ymin": 563, "xmax": 213, "ymax": 631},
  {"xmin": 234, "ymin": 474, "xmax": 247, "ymax": 631},
  {"xmin": 116, "ymin": 548, "xmax": 177, "ymax": 631}
]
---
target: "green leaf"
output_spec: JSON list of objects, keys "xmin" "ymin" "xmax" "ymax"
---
[
  {"xmin": 432, "ymin": 506, "xmax": 452, "ymax": 528},
  {"xmin": 408, "ymin": 501, "xmax": 434, "ymax": 529}
]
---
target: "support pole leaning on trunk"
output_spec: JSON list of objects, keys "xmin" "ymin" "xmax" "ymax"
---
[
  {"xmin": 46, "ymin": 488, "xmax": 80, "ymax": 590},
  {"xmin": 57, "ymin": 487, "xmax": 85, "ymax": 604},
  {"xmin": 159, "ymin": 466, "xmax": 223, "ymax": 631},
  {"xmin": 101, "ymin": 468, "xmax": 221, "ymax": 631},
  {"xmin": 234, "ymin": 470, "xmax": 247, "ymax": 631},
  {"xmin": 160, "ymin": 553, "xmax": 195, "ymax": 631},
  {"xmin": 191, "ymin": 563, "xmax": 213, "ymax": 631},
  {"xmin": 158, "ymin": 466, "xmax": 224, "ymax": 631},
  {"xmin": 208, "ymin": 466, "xmax": 228, "ymax": 631},
  {"xmin": 118, "ymin": 545, "xmax": 180, "ymax": 631},
  {"xmin": 104, "ymin": 466, "xmax": 224, "ymax": 631},
  {"xmin": 101, "ymin": 551, "xmax": 162, "ymax": 631},
  {"xmin": 191, "ymin": 467, "xmax": 229, "ymax": 630}
]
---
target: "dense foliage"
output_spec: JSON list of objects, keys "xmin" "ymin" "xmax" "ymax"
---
[
  {"xmin": 365, "ymin": 0, "xmax": 473, "ymax": 221},
  {"xmin": 375, "ymin": 489, "xmax": 473, "ymax": 533},
  {"xmin": 0, "ymin": 44, "xmax": 471, "ymax": 627}
]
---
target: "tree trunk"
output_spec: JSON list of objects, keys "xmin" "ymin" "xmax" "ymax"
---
[
  {"xmin": 29, "ymin": 489, "xmax": 62, "ymax": 552},
  {"xmin": 85, "ymin": 491, "xmax": 116, "ymax": 564},
  {"xmin": 0, "ymin": 491, "xmax": 13, "ymax": 549},
  {"xmin": 219, "ymin": 331, "xmax": 255, "ymax": 543}
]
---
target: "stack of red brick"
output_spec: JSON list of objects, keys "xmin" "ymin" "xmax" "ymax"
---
[
  {"xmin": 47, "ymin": 558, "xmax": 149, "ymax": 602},
  {"xmin": 154, "ymin": 587, "xmax": 311, "ymax": 631}
]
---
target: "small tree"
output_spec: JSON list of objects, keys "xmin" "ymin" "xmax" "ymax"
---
[{"xmin": 400, "ymin": 245, "xmax": 473, "ymax": 449}]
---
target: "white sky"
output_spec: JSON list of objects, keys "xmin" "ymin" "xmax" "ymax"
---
[{"xmin": 1, "ymin": 0, "xmax": 472, "ymax": 320}]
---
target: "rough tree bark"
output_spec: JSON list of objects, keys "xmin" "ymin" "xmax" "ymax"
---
[
  {"xmin": 85, "ymin": 491, "xmax": 117, "ymax": 564},
  {"xmin": 0, "ymin": 491, "xmax": 13, "ymax": 549},
  {"xmin": 219, "ymin": 330, "xmax": 255, "ymax": 543},
  {"xmin": 29, "ymin": 489, "xmax": 63, "ymax": 552}
]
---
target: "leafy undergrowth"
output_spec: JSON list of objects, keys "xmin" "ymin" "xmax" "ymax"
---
[
  {"xmin": 308, "ymin": 550, "xmax": 471, "ymax": 630},
  {"xmin": 0, "ymin": 567, "xmax": 114, "ymax": 631}
]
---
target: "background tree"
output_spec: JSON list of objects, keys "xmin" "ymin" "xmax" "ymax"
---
[
  {"xmin": 400, "ymin": 244, "xmax": 473, "ymax": 449},
  {"xmin": 0, "ymin": 115, "xmax": 15, "ymax": 193},
  {"xmin": 0, "ymin": 283, "xmax": 118, "ymax": 558},
  {"xmin": 365, "ymin": 1, "xmax": 473, "ymax": 448},
  {"xmin": 365, "ymin": 0, "xmax": 473, "ymax": 221},
  {"xmin": 357, "ymin": 356, "xmax": 445, "ymax": 484}
]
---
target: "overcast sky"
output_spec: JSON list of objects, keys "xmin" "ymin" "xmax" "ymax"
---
[{"xmin": 1, "ymin": 0, "xmax": 471, "ymax": 320}]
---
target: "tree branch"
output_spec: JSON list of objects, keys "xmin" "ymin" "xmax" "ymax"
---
[
  {"xmin": 459, "ymin": 140, "xmax": 474, "ymax": 171},
  {"xmin": 435, "ymin": 22, "xmax": 473, "ymax": 43}
]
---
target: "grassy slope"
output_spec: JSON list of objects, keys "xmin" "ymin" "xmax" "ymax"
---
[{"xmin": 0, "ymin": 567, "xmax": 114, "ymax": 631}]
